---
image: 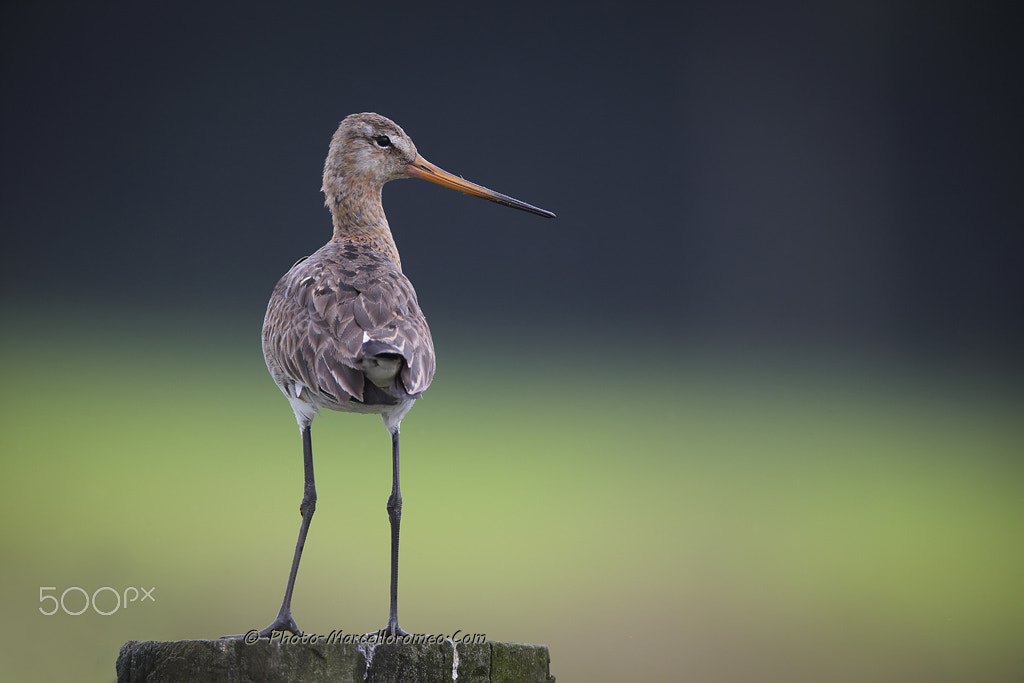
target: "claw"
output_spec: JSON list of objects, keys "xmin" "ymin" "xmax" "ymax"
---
[{"xmin": 221, "ymin": 612, "xmax": 303, "ymax": 639}]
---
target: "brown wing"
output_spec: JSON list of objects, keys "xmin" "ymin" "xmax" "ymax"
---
[{"xmin": 262, "ymin": 240, "xmax": 435, "ymax": 404}]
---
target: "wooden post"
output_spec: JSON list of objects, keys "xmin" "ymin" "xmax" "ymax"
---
[{"xmin": 116, "ymin": 638, "xmax": 555, "ymax": 682}]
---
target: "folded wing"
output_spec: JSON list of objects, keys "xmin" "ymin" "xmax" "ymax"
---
[{"xmin": 263, "ymin": 240, "xmax": 435, "ymax": 406}]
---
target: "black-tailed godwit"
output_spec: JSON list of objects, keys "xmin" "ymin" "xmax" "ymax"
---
[{"xmin": 234, "ymin": 112, "xmax": 553, "ymax": 639}]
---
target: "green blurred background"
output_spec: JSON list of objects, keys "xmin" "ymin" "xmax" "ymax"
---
[
  {"xmin": 1, "ymin": 309, "xmax": 1021, "ymax": 681},
  {"xmin": 3, "ymin": 1, "xmax": 1023, "ymax": 681}
]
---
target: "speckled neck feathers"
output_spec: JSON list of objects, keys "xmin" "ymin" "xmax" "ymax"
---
[
  {"xmin": 321, "ymin": 113, "xmax": 419, "ymax": 270},
  {"xmin": 324, "ymin": 179, "xmax": 401, "ymax": 268}
]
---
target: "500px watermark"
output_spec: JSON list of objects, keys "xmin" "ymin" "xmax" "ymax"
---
[
  {"xmin": 247, "ymin": 629, "xmax": 486, "ymax": 646},
  {"xmin": 38, "ymin": 586, "xmax": 155, "ymax": 616}
]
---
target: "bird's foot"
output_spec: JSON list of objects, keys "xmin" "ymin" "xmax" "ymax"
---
[
  {"xmin": 221, "ymin": 612, "xmax": 303, "ymax": 639},
  {"xmin": 365, "ymin": 619, "xmax": 408, "ymax": 641}
]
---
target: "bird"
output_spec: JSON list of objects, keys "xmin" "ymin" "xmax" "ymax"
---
[{"xmin": 235, "ymin": 113, "xmax": 554, "ymax": 639}]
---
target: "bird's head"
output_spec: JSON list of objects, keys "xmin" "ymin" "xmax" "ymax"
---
[
  {"xmin": 323, "ymin": 112, "xmax": 555, "ymax": 218},
  {"xmin": 324, "ymin": 112, "xmax": 418, "ymax": 188}
]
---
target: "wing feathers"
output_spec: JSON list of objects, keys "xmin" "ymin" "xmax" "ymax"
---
[{"xmin": 263, "ymin": 240, "xmax": 435, "ymax": 407}]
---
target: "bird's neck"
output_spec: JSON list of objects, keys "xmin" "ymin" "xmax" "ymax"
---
[{"xmin": 325, "ymin": 179, "xmax": 402, "ymax": 269}]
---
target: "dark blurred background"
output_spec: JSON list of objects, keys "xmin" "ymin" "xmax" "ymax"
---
[
  {"xmin": 2, "ymin": 0, "xmax": 1020, "ymax": 355},
  {"xmin": 2, "ymin": 2, "xmax": 1022, "ymax": 682}
]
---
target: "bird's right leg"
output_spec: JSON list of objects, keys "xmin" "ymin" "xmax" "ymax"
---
[{"xmin": 224, "ymin": 423, "xmax": 316, "ymax": 638}]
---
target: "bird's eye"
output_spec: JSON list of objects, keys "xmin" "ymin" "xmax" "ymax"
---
[{"xmin": 374, "ymin": 135, "xmax": 392, "ymax": 148}]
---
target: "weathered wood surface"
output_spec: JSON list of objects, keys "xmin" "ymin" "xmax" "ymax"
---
[{"xmin": 116, "ymin": 638, "xmax": 555, "ymax": 682}]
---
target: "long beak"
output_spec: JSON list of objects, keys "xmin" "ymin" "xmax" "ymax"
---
[{"xmin": 406, "ymin": 155, "xmax": 555, "ymax": 218}]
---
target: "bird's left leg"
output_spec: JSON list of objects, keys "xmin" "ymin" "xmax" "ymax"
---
[
  {"xmin": 224, "ymin": 423, "xmax": 316, "ymax": 638},
  {"xmin": 382, "ymin": 426, "xmax": 408, "ymax": 637}
]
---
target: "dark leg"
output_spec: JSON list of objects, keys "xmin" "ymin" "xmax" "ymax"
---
[
  {"xmin": 383, "ymin": 428, "xmax": 408, "ymax": 637},
  {"xmin": 224, "ymin": 424, "xmax": 316, "ymax": 638}
]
